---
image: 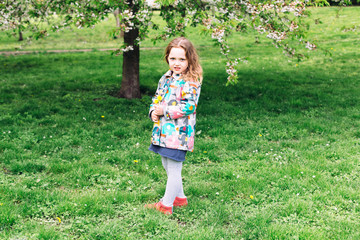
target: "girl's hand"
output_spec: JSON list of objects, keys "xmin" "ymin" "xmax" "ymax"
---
[
  {"xmin": 151, "ymin": 111, "xmax": 160, "ymax": 122},
  {"xmin": 154, "ymin": 105, "xmax": 164, "ymax": 116}
]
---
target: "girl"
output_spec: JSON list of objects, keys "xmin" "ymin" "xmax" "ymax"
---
[{"xmin": 145, "ymin": 37, "xmax": 203, "ymax": 215}]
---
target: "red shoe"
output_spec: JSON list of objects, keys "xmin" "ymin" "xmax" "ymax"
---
[
  {"xmin": 173, "ymin": 197, "xmax": 188, "ymax": 207},
  {"xmin": 145, "ymin": 201, "xmax": 172, "ymax": 215}
]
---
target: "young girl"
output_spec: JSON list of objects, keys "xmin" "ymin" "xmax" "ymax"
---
[{"xmin": 145, "ymin": 37, "xmax": 203, "ymax": 214}]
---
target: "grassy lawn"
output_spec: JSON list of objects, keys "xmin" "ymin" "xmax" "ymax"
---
[{"xmin": 1, "ymin": 7, "xmax": 360, "ymax": 240}]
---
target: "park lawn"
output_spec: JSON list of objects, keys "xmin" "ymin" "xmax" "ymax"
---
[{"xmin": 0, "ymin": 6, "xmax": 360, "ymax": 240}]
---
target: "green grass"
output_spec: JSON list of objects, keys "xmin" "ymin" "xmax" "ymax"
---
[{"xmin": 1, "ymin": 7, "xmax": 360, "ymax": 240}]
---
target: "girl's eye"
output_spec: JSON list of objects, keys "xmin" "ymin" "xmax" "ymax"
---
[{"xmin": 180, "ymin": 59, "xmax": 186, "ymax": 62}]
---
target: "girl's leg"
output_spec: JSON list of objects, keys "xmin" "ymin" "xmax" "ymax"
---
[
  {"xmin": 161, "ymin": 156, "xmax": 169, "ymax": 176},
  {"xmin": 177, "ymin": 182, "xmax": 186, "ymax": 198},
  {"xmin": 161, "ymin": 156, "xmax": 185, "ymax": 197},
  {"xmin": 162, "ymin": 157, "xmax": 185, "ymax": 207},
  {"xmin": 160, "ymin": 156, "xmax": 168, "ymax": 202}
]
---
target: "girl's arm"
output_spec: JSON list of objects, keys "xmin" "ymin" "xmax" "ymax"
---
[{"xmin": 163, "ymin": 81, "xmax": 201, "ymax": 120}]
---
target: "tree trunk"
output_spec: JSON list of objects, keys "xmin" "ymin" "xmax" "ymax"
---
[
  {"xmin": 114, "ymin": 8, "xmax": 124, "ymax": 38},
  {"xmin": 117, "ymin": 27, "xmax": 141, "ymax": 99},
  {"xmin": 18, "ymin": 17, "xmax": 23, "ymax": 41},
  {"xmin": 18, "ymin": 29, "xmax": 23, "ymax": 41}
]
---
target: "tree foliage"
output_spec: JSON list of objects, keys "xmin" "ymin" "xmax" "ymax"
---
[{"xmin": 0, "ymin": 0, "xmax": 343, "ymax": 93}]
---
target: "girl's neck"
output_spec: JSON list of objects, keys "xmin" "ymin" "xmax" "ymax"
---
[{"xmin": 172, "ymin": 72, "xmax": 182, "ymax": 80}]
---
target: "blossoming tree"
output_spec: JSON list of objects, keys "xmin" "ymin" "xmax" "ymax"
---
[{"xmin": 0, "ymin": 0, "xmax": 328, "ymax": 99}]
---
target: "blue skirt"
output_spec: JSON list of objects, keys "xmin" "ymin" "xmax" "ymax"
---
[{"xmin": 149, "ymin": 144, "xmax": 187, "ymax": 162}]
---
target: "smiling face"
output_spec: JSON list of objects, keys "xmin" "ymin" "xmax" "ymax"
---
[{"xmin": 167, "ymin": 47, "xmax": 188, "ymax": 75}]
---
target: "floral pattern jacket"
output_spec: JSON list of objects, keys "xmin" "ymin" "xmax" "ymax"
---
[{"xmin": 149, "ymin": 70, "xmax": 201, "ymax": 152}]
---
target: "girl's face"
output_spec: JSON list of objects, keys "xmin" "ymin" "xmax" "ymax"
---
[{"xmin": 168, "ymin": 47, "xmax": 188, "ymax": 75}]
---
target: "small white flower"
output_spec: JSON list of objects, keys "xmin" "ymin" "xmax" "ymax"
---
[
  {"xmin": 305, "ymin": 41, "xmax": 316, "ymax": 50},
  {"xmin": 122, "ymin": 45, "xmax": 134, "ymax": 52}
]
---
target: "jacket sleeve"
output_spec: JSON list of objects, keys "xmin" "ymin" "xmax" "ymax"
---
[
  {"xmin": 163, "ymin": 81, "xmax": 201, "ymax": 120},
  {"xmin": 149, "ymin": 75, "xmax": 166, "ymax": 119}
]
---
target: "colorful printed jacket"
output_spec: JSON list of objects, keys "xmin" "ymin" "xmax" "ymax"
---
[{"xmin": 149, "ymin": 70, "xmax": 201, "ymax": 152}]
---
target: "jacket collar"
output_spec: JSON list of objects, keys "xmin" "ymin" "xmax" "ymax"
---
[{"xmin": 164, "ymin": 70, "xmax": 173, "ymax": 77}]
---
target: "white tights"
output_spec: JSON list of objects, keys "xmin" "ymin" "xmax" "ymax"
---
[{"xmin": 161, "ymin": 156, "xmax": 186, "ymax": 207}]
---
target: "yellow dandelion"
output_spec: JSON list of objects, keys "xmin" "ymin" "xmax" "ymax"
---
[
  {"xmin": 101, "ymin": 115, "xmax": 105, "ymax": 118},
  {"xmin": 259, "ymin": 134, "xmax": 262, "ymax": 137},
  {"xmin": 56, "ymin": 217, "xmax": 61, "ymax": 223},
  {"xmin": 203, "ymin": 151, "xmax": 207, "ymax": 153},
  {"xmin": 134, "ymin": 160, "xmax": 138, "ymax": 163},
  {"xmin": 295, "ymin": 64, "xmax": 298, "ymax": 67},
  {"xmin": 250, "ymin": 195, "xmax": 254, "ymax": 199},
  {"xmin": 154, "ymin": 96, "xmax": 162, "ymax": 104}
]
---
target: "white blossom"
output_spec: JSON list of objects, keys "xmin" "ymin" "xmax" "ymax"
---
[
  {"xmin": 305, "ymin": 41, "xmax": 316, "ymax": 50},
  {"xmin": 267, "ymin": 31, "xmax": 286, "ymax": 42},
  {"xmin": 122, "ymin": 45, "xmax": 134, "ymax": 52},
  {"xmin": 211, "ymin": 28, "xmax": 225, "ymax": 43}
]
